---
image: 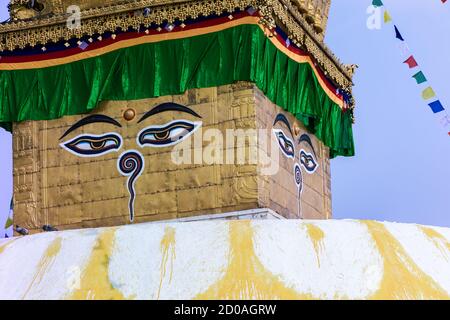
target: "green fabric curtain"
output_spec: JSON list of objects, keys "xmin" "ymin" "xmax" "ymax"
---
[{"xmin": 0, "ymin": 24, "xmax": 354, "ymax": 157}]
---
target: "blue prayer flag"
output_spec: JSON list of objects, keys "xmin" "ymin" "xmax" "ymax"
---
[
  {"xmin": 428, "ymin": 100, "xmax": 445, "ymax": 114},
  {"xmin": 395, "ymin": 26, "xmax": 404, "ymax": 41}
]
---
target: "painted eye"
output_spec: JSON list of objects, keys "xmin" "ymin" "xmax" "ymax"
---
[
  {"xmin": 273, "ymin": 129, "xmax": 295, "ymax": 159},
  {"xmin": 300, "ymin": 150, "xmax": 318, "ymax": 173},
  {"xmin": 60, "ymin": 133, "xmax": 122, "ymax": 157},
  {"xmin": 138, "ymin": 120, "xmax": 201, "ymax": 147}
]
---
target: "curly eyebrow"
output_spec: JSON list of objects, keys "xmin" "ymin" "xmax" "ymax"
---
[
  {"xmin": 60, "ymin": 114, "xmax": 122, "ymax": 140},
  {"xmin": 298, "ymin": 134, "xmax": 317, "ymax": 157},
  {"xmin": 138, "ymin": 103, "xmax": 202, "ymax": 123},
  {"xmin": 273, "ymin": 113, "xmax": 294, "ymax": 137}
]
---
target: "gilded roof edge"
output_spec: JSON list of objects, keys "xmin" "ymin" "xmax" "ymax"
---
[{"xmin": 0, "ymin": 0, "xmax": 355, "ymax": 91}]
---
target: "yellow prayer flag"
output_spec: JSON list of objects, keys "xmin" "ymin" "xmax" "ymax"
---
[
  {"xmin": 422, "ymin": 87, "xmax": 436, "ymax": 100},
  {"xmin": 384, "ymin": 10, "xmax": 392, "ymax": 23}
]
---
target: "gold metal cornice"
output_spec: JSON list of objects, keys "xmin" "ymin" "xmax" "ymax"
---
[
  {"xmin": 273, "ymin": 0, "xmax": 353, "ymax": 86},
  {"xmin": 0, "ymin": 0, "xmax": 354, "ymax": 90}
]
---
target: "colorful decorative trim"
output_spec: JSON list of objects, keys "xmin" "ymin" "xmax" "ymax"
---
[{"xmin": 0, "ymin": 0, "xmax": 353, "ymax": 89}]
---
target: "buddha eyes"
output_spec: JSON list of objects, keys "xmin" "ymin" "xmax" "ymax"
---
[
  {"xmin": 273, "ymin": 129, "xmax": 295, "ymax": 159},
  {"xmin": 60, "ymin": 133, "xmax": 122, "ymax": 157},
  {"xmin": 300, "ymin": 150, "xmax": 318, "ymax": 173},
  {"xmin": 272, "ymin": 125, "xmax": 318, "ymax": 177},
  {"xmin": 137, "ymin": 120, "xmax": 201, "ymax": 148},
  {"xmin": 61, "ymin": 120, "xmax": 201, "ymax": 158}
]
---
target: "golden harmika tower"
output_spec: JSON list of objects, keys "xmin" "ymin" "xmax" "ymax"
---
[{"xmin": 0, "ymin": 0, "xmax": 356, "ymax": 234}]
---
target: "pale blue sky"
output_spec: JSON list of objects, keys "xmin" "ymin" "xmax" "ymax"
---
[
  {"xmin": 0, "ymin": 0, "xmax": 449, "ymax": 236},
  {"xmin": 327, "ymin": 0, "xmax": 449, "ymax": 227}
]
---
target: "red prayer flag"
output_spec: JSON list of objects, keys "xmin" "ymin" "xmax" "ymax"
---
[{"xmin": 403, "ymin": 55, "xmax": 418, "ymax": 69}]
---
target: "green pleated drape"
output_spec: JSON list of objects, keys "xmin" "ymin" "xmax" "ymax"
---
[{"xmin": 0, "ymin": 24, "xmax": 354, "ymax": 157}]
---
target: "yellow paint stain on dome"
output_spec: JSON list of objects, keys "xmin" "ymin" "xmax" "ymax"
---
[
  {"xmin": 69, "ymin": 228, "xmax": 128, "ymax": 300},
  {"xmin": 157, "ymin": 226, "xmax": 176, "ymax": 300},
  {"xmin": 22, "ymin": 237, "xmax": 62, "ymax": 299},
  {"xmin": 0, "ymin": 239, "xmax": 17, "ymax": 255},
  {"xmin": 304, "ymin": 223, "xmax": 325, "ymax": 267},
  {"xmin": 195, "ymin": 220, "xmax": 314, "ymax": 300},
  {"xmin": 0, "ymin": 242, "xmax": 8, "ymax": 255},
  {"xmin": 419, "ymin": 226, "xmax": 450, "ymax": 260},
  {"xmin": 363, "ymin": 221, "xmax": 449, "ymax": 300}
]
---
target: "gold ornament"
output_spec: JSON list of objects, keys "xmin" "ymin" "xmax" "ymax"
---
[
  {"xmin": 293, "ymin": 123, "xmax": 301, "ymax": 136},
  {"xmin": 123, "ymin": 108, "xmax": 136, "ymax": 121}
]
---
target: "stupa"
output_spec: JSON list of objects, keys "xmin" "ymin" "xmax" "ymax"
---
[{"xmin": 1, "ymin": 0, "xmax": 449, "ymax": 301}]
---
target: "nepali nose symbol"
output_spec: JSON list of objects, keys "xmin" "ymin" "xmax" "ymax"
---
[
  {"xmin": 294, "ymin": 163, "xmax": 303, "ymax": 193},
  {"xmin": 294, "ymin": 163, "xmax": 303, "ymax": 218},
  {"xmin": 117, "ymin": 150, "xmax": 145, "ymax": 222}
]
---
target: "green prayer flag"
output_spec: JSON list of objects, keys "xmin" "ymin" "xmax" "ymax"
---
[
  {"xmin": 4, "ymin": 217, "xmax": 13, "ymax": 229},
  {"xmin": 422, "ymin": 87, "xmax": 436, "ymax": 100},
  {"xmin": 372, "ymin": 0, "xmax": 384, "ymax": 7},
  {"xmin": 412, "ymin": 71, "xmax": 427, "ymax": 84}
]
